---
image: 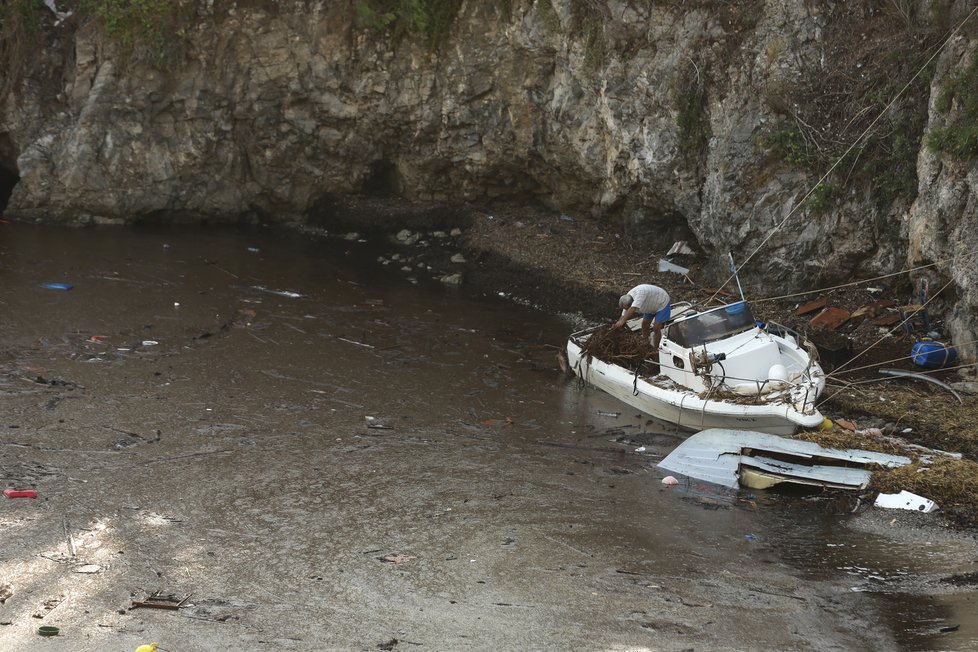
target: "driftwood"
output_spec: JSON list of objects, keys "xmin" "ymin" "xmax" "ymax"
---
[{"xmin": 580, "ymin": 328, "xmax": 656, "ymax": 370}]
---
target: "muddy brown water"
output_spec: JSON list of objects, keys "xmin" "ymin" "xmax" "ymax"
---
[{"xmin": 1, "ymin": 223, "xmax": 975, "ymax": 651}]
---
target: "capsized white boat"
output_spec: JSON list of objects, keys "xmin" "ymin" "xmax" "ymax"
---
[
  {"xmin": 656, "ymin": 428, "xmax": 912, "ymax": 490},
  {"xmin": 567, "ymin": 301, "xmax": 827, "ymax": 435}
]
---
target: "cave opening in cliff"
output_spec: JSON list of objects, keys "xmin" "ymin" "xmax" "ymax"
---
[
  {"xmin": 361, "ymin": 159, "xmax": 401, "ymax": 197},
  {"xmin": 0, "ymin": 166, "xmax": 17, "ymax": 214},
  {"xmin": 0, "ymin": 132, "xmax": 19, "ymax": 214}
]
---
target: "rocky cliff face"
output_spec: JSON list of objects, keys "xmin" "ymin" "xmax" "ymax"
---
[
  {"xmin": 905, "ymin": 33, "xmax": 978, "ymax": 367},
  {"xmin": 1, "ymin": 0, "xmax": 976, "ymax": 360}
]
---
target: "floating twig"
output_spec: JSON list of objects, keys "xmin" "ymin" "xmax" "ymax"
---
[
  {"xmin": 62, "ymin": 515, "xmax": 76, "ymax": 557},
  {"xmin": 337, "ymin": 337, "xmax": 374, "ymax": 349}
]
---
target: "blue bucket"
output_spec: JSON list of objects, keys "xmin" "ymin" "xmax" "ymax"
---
[{"xmin": 911, "ymin": 341, "xmax": 957, "ymax": 369}]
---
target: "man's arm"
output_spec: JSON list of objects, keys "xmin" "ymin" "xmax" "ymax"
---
[{"xmin": 612, "ymin": 306, "xmax": 638, "ymax": 330}]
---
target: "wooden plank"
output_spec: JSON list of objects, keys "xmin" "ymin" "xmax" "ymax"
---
[
  {"xmin": 872, "ymin": 313, "xmax": 903, "ymax": 327},
  {"xmin": 131, "ymin": 592, "xmax": 192, "ymax": 610},
  {"xmin": 810, "ymin": 307, "xmax": 850, "ymax": 330},
  {"xmin": 849, "ymin": 300, "xmax": 897, "ymax": 323},
  {"xmin": 795, "ymin": 297, "xmax": 827, "ymax": 316}
]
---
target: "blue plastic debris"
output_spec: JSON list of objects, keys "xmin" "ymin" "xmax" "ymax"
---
[{"xmin": 40, "ymin": 282, "xmax": 73, "ymax": 291}]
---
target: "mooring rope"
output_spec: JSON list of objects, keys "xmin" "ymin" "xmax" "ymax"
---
[
  {"xmin": 826, "ymin": 277, "xmax": 957, "ymax": 377},
  {"xmin": 747, "ymin": 252, "xmax": 978, "ymax": 304},
  {"xmin": 828, "ymin": 337, "xmax": 978, "ymax": 378},
  {"xmin": 707, "ymin": 3, "xmax": 978, "ymax": 306}
]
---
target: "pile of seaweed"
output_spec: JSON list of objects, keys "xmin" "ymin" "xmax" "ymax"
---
[
  {"xmin": 581, "ymin": 327, "xmax": 656, "ymax": 371},
  {"xmin": 795, "ymin": 428, "xmax": 978, "ymax": 526},
  {"xmin": 793, "ymin": 429, "xmax": 909, "ymax": 456},
  {"xmin": 870, "ymin": 456, "xmax": 978, "ymax": 527}
]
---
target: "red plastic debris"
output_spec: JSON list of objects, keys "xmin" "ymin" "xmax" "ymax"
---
[{"xmin": 4, "ymin": 489, "xmax": 38, "ymax": 499}]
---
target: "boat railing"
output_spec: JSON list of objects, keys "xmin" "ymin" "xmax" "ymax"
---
[
  {"xmin": 645, "ymin": 353, "xmax": 822, "ymax": 409},
  {"xmin": 569, "ymin": 300, "xmax": 724, "ymax": 341},
  {"xmin": 761, "ymin": 320, "xmax": 806, "ymax": 346},
  {"xmin": 665, "ymin": 301, "xmax": 698, "ymax": 322}
]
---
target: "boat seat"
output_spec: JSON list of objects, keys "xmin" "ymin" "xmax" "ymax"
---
[{"xmin": 667, "ymin": 301, "xmax": 696, "ymax": 322}]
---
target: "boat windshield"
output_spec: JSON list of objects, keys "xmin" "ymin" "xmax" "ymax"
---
[{"xmin": 666, "ymin": 302, "xmax": 757, "ymax": 348}]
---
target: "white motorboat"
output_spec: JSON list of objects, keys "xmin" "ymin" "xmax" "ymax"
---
[{"xmin": 566, "ymin": 301, "xmax": 827, "ymax": 435}]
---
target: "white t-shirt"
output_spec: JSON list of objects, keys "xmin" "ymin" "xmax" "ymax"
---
[{"xmin": 624, "ymin": 284, "xmax": 670, "ymax": 316}]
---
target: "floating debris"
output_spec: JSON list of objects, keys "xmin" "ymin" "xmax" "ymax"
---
[
  {"xmin": 40, "ymin": 282, "xmax": 72, "ymax": 291},
  {"xmin": 131, "ymin": 591, "xmax": 192, "ymax": 610},
  {"xmin": 252, "ymin": 285, "xmax": 303, "ymax": 299},
  {"xmin": 4, "ymin": 489, "xmax": 38, "ymax": 499},
  {"xmin": 379, "ymin": 553, "xmax": 416, "ymax": 564}
]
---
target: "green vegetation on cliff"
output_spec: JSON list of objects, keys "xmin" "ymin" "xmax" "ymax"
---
[
  {"xmin": 0, "ymin": 0, "xmax": 45, "ymax": 94},
  {"xmin": 927, "ymin": 51, "xmax": 978, "ymax": 159},
  {"xmin": 75, "ymin": 0, "xmax": 174, "ymax": 57},
  {"xmin": 758, "ymin": 5, "xmax": 937, "ymax": 214},
  {"xmin": 355, "ymin": 0, "xmax": 463, "ymax": 48},
  {"xmin": 674, "ymin": 71, "xmax": 711, "ymax": 166},
  {"xmin": 1, "ymin": 0, "xmax": 178, "ymax": 72},
  {"xmin": 0, "ymin": 0, "xmax": 43, "ymax": 36}
]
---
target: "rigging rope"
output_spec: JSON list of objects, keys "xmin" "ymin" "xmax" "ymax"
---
[
  {"xmin": 826, "ymin": 277, "xmax": 956, "ymax": 377},
  {"xmin": 827, "ymin": 337, "xmax": 978, "ymax": 377},
  {"xmin": 707, "ymin": 3, "xmax": 978, "ymax": 305},
  {"xmin": 747, "ymin": 255, "xmax": 973, "ymax": 304}
]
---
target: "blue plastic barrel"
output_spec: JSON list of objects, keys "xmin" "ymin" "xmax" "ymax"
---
[{"xmin": 911, "ymin": 340, "xmax": 957, "ymax": 368}]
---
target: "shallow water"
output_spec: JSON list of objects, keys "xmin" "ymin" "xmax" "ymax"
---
[{"xmin": 1, "ymin": 222, "xmax": 975, "ymax": 650}]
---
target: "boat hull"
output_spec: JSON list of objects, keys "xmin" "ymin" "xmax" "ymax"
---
[
  {"xmin": 657, "ymin": 428, "xmax": 912, "ymax": 489},
  {"xmin": 567, "ymin": 339, "xmax": 824, "ymax": 436}
]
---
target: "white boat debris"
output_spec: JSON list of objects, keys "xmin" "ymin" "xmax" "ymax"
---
[
  {"xmin": 656, "ymin": 429, "xmax": 912, "ymax": 491},
  {"xmin": 667, "ymin": 241, "xmax": 696, "ymax": 257},
  {"xmin": 873, "ymin": 490, "xmax": 939, "ymax": 513},
  {"xmin": 657, "ymin": 259, "xmax": 690, "ymax": 275}
]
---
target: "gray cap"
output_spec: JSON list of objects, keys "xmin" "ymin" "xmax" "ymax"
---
[{"xmin": 619, "ymin": 294, "xmax": 634, "ymax": 309}]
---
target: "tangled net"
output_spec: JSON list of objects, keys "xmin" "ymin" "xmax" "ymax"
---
[{"xmin": 580, "ymin": 327, "xmax": 656, "ymax": 371}]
